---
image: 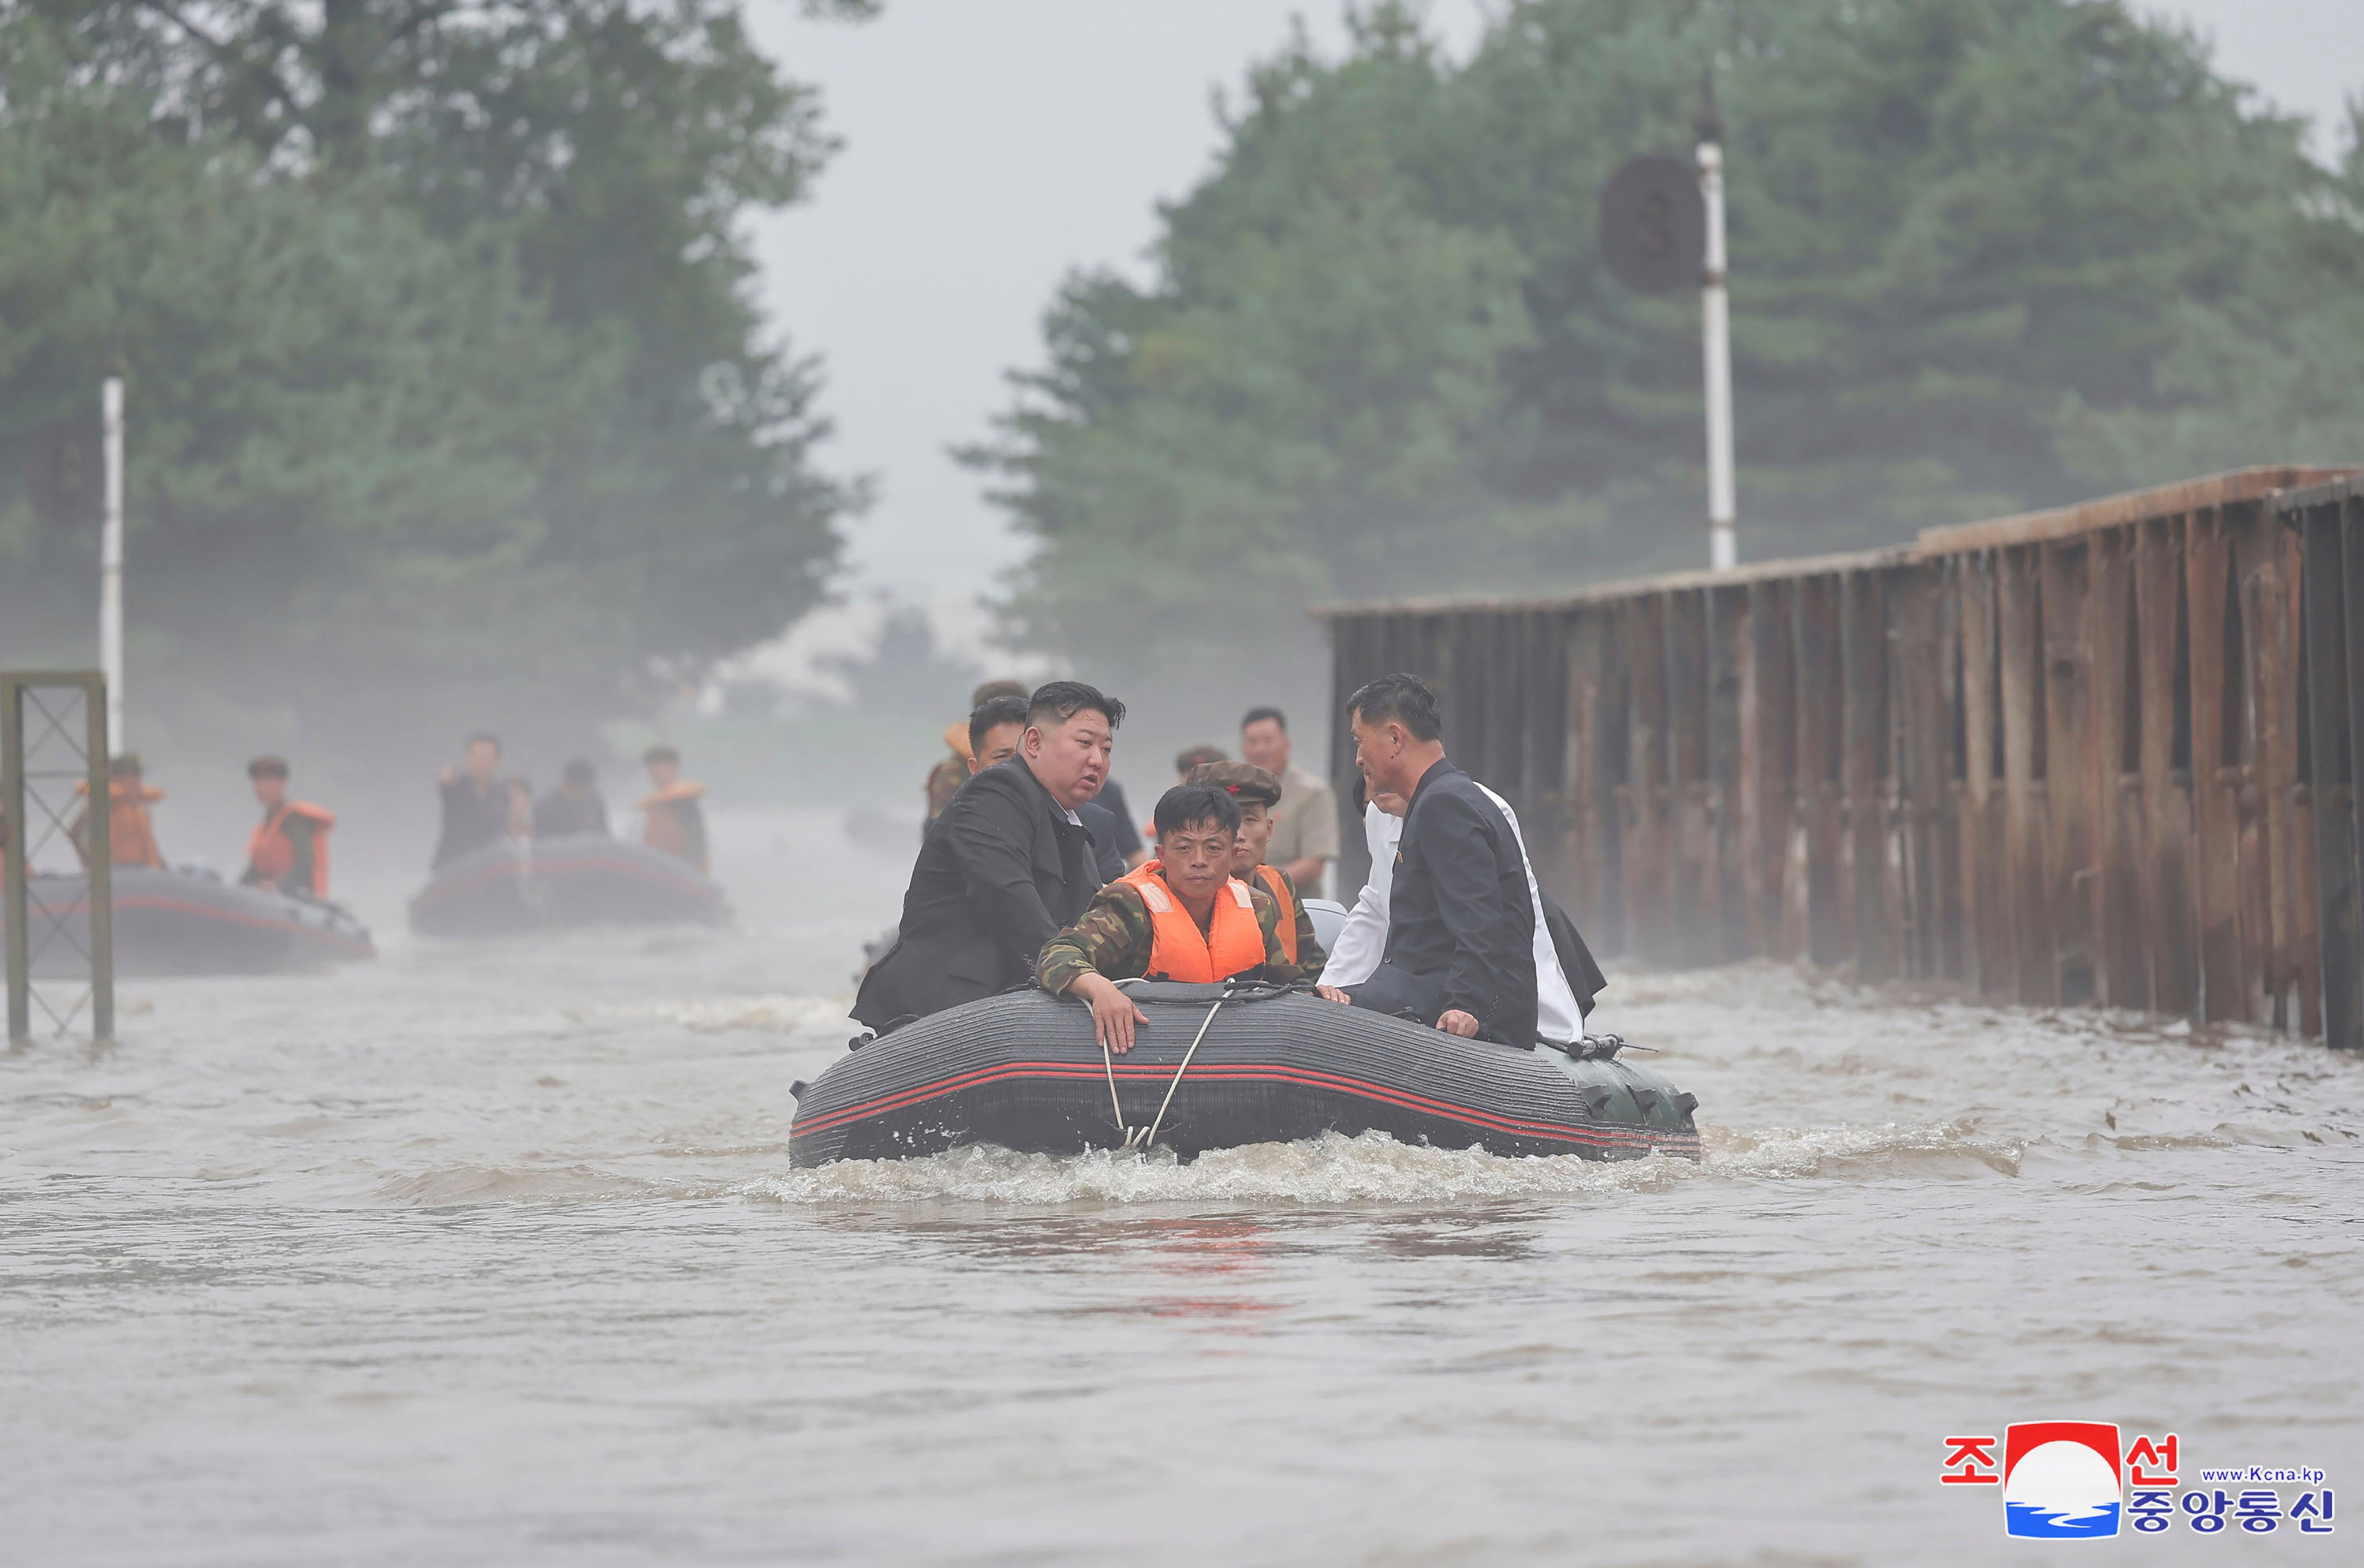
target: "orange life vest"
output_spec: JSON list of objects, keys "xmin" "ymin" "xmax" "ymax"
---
[
  {"xmin": 640, "ymin": 779, "xmax": 707, "ymax": 867},
  {"xmin": 1249, "ymin": 863, "xmax": 1298, "ymax": 964},
  {"xmin": 1119, "ymin": 861, "xmax": 1267, "ymax": 983},
  {"xmin": 76, "ymin": 779, "xmax": 165, "ymax": 867},
  {"xmin": 248, "ymin": 801, "xmax": 335, "ymax": 896}
]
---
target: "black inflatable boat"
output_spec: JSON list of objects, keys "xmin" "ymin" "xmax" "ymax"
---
[
  {"xmin": 408, "ymin": 834, "xmax": 728, "ymax": 937},
  {"xmin": 789, "ymin": 980, "xmax": 1700, "ymax": 1166},
  {"xmin": 3, "ymin": 865, "xmax": 375, "ymax": 976}
]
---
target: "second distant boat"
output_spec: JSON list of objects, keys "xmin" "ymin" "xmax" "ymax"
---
[{"xmin": 407, "ymin": 834, "xmax": 729, "ymax": 938}]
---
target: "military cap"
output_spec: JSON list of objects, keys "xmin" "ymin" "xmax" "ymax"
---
[
  {"xmin": 971, "ymin": 678, "xmax": 1030, "ymax": 707},
  {"xmin": 1186, "ymin": 760, "xmax": 1282, "ymax": 807}
]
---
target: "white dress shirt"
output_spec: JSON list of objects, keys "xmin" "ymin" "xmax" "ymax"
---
[{"xmin": 1323, "ymin": 790, "xmax": 1585, "ymax": 1045}]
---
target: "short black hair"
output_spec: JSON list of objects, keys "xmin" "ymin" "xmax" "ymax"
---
[
  {"xmin": 563, "ymin": 759, "xmax": 596, "ymax": 786},
  {"xmin": 969, "ymin": 693, "xmax": 1030, "ymax": 756},
  {"xmin": 109, "ymin": 752, "xmax": 144, "ymax": 777},
  {"xmin": 643, "ymin": 744, "xmax": 680, "ymax": 766},
  {"xmin": 247, "ymin": 755, "xmax": 289, "ymax": 780},
  {"xmin": 1152, "ymin": 784, "xmax": 1240, "ymax": 839},
  {"xmin": 1028, "ymin": 680, "xmax": 1125, "ymax": 732},
  {"xmin": 1241, "ymin": 705, "xmax": 1287, "ymax": 733},
  {"xmin": 1346, "ymin": 672, "xmax": 1443, "ymax": 742},
  {"xmin": 466, "ymin": 731, "xmax": 502, "ymax": 752}
]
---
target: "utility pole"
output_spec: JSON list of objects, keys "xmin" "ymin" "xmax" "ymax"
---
[
  {"xmin": 1696, "ymin": 72, "xmax": 1737, "ymax": 571},
  {"xmin": 100, "ymin": 359, "xmax": 125, "ymax": 753}
]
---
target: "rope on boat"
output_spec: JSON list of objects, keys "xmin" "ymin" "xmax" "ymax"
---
[
  {"xmin": 1100, "ymin": 1029, "xmax": 1131, "ymax": 1145},
  {"xmin": 1140, "ymin": 998, "xmax": 1224, "ymax": 1151},
  {"xmin": 1101, "ymin": 977, "xmax": 1147, "ymax": 1143}
]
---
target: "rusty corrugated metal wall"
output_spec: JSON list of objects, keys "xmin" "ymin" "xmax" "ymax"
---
[{"xmin": 1321, "ymin": 465, "xmax": 2364, "ymax": 1044}]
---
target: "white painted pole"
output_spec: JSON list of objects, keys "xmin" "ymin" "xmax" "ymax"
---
[
  {"xmin": 1698, "ymin": 82, "xmax": 1737, "ymax": 572},
  {"xmin": 101, "ymin": 369, "xmax": 125, "ymax": 752}
]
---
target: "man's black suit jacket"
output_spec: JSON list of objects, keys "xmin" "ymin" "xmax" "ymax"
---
[
  {"xmin": 1375, "ymin": 756, "xmax": 1538, "ymax": 1047},
  {"xmin": 853, "ymin": 756, "xmax": 1100, "ymax": 1031}
]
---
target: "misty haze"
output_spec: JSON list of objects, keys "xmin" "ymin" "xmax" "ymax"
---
[{"xmin": 3, "ymin": 2, "xmax": 2361, "ymax": 1563}]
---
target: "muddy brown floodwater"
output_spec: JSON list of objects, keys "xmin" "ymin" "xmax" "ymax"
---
[{"xmin": 5, "ymin": 809, "xmax": 2361, "ymax": 1565}]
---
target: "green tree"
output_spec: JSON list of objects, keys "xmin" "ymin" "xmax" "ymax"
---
[
  {"xmin": 1, "ymin": 3, "xmax": 870, "ymax": 764},
  {"xmin": 977, "ymin": 0, "xmax": 2364, "ymax": 725}
]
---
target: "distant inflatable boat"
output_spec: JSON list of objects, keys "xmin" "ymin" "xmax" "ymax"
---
[
  {"xmin": 789, "ymin": 980, "xmax": 1700, "ymax": 1166},
  {"xmin": 407, "ymin": 834, "xmax": 728, "ymax": 937},
  {"xmin": 3, "ymin": 865, "xmax": 375, "ymax": 976}
]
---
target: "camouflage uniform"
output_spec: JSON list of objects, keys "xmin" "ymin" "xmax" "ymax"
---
[
  {"xmin": 923, "ymin": 751, "xmax": 966, "ymax": 822},
  {"xmin": 1249, "ymin": 861, "xmax": 1329, "ymax": 978},
  {"xmin": 1037, "ymin": 873, "xmax": 1304, "ymax": 994}
]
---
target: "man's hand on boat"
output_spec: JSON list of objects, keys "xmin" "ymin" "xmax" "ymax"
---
[
  {"xmin": 1436, "ymin": 1009, "xmax": 1480, "ymax": 1037},
  {"xmin": 1071, "ymin": 973, "xmax": 1151, "ymax": 1054},
  {"xmin": 1313, "ymin": 984, "xmax": 1353, "ymax": 1005}
]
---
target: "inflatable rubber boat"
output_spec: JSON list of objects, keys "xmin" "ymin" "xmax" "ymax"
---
[
  {"xmin": 408, "ymin": 833, "xmax": 728, "ymax": 937},
  {"xmin": 3, "ymin": 865, "xmax": 375, "ymax": 976},
  {"xmin": 789, "ymin": 980, "xmax": 1700, "ymax": 1166}
]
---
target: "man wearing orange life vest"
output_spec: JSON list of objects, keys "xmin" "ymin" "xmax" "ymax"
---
[
  {"xmin": 639, "ymin": 745, "xmax": 709, "ymax": 871},
  {"xmin": 1036, "ymin": 784, "xmax": 1304, "ymax": 1054},
  {"xmin": 240, "ymin": 756, "xmax": 335, "ymax": 898},
  {"xmin": 1185, "ymin": 760, "xmax": 1328, "ymax": 977},
  {"xmin": 70, "ymin": 754, "xmax": 166, "ymax": 869}
]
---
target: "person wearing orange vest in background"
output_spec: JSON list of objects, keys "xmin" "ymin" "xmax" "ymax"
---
[
  {"xmin": 241, "ymin": 756, "xmax": 335, "ymax": 898},
  {"xmin": 1036, "ymin": 784, "xmax": 1305, "ymax": 1054},
  {"xmin": 639, "ymin": 745, "xmax": 709, "ymax": 872},
  {"xmin": 70, "ymin": 754, "xmax": 166, "ymax": 869},
  {"xmin": 1185, "ymin": 760, "xmax": 1328, "ymax": 977}
]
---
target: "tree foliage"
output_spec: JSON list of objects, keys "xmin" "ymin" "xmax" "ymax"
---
[
  {"xmin": 976, "ymin": 0, "xmax": 2364, "ymax": 712},
  {"xmin": 0, "ymin": 2, "xmax": 869, "ymax": 763}
]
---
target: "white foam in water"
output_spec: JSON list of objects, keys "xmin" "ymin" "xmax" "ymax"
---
[
  {"xmin": 749, "ymin": 1130, "xmax": 1684, "ymax": 1205},
  {"xmin": 746, "ymin": 1117, "xmax": 2023, "ymax": 1207}
]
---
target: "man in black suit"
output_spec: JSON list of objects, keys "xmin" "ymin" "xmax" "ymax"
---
[
  {"xmin": 853, "ymin": 681, "xmax": 1124, "ymax": 1032},
  {"xmin": 1314, "ymin": 672, "xmax": 1537, "ymax": 1047}
]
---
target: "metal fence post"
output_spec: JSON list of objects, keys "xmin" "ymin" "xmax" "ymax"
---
[
  {"xmin": 2, "ymin": 671, "xmax": 114, "ymax": 1047},
  {"xmin": 3, "ymin": 679, "xmax": 26, "ymax": 1046},
  {"xmin": 85, "ymin": 675, "xmax": 113, "ymax": 1043}
]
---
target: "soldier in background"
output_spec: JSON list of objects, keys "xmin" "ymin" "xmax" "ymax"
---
[
  {"xmin": 1171, "ymin": 744, "xmax": 1227, "ymax": 786},
  {"xmin": 927, "ymin": 679, "xmax": 1032, "ymax": 826},
  {"xmin": 72, "ymin": 754, "xmax": 165, "ymax": 869},
  {"xmin": 1239, "ymin": 705, "xmax": 1338, "ymax": 899},
  {"xmin": 640, "ymin": 745, "xmax": 709, "ymax": 871},
  {"xmin": 241, "ymin": 756, "xmax": 336, "ymax": 898}
]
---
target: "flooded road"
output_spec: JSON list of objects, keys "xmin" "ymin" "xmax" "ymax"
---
[{"xmin": 5, "ymin": 810, "xmax": 2362, "ymax": 1565}]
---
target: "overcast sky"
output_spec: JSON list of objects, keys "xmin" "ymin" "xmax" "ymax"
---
[{"xmin": 743, "ymin": 0, "xmax": 2361, "ymax": 668}]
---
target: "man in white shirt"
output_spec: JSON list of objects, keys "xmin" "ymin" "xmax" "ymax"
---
[{"xmin": 1324, "ymin": 782, "xmax": 1589, "ymax": 1047}]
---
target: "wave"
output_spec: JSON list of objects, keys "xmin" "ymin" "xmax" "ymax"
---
[{"xmin": 746, "ymin": 1117, "xmax": 2027, "ymax": 1207}]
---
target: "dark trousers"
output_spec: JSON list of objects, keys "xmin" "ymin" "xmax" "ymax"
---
[
  {"xmin": 1347, "ymin": 963, "xmax": 1533, "ymax": 1047},
  {"xmin": 1345, "ymin": 963, "xmax": 1448, "ymax": 1028}
]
